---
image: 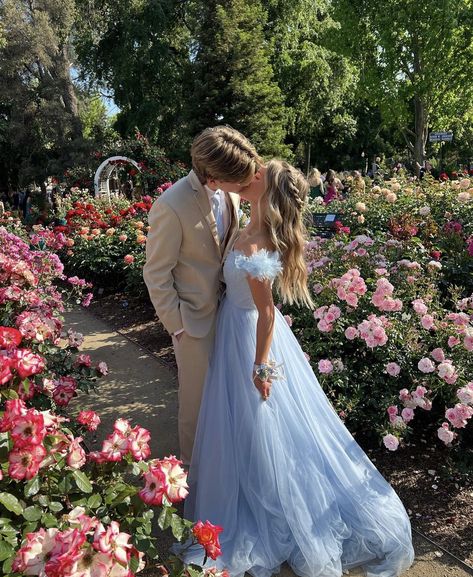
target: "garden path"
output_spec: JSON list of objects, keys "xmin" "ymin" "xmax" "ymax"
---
[{"xmin": 65, "ymin": 308, "xmax": 473, "ymax": 577}]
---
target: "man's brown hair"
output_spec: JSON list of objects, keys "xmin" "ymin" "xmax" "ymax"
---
[{"xmin": 191, "ymin": 126, "xmax": 262, "ymax": 184}]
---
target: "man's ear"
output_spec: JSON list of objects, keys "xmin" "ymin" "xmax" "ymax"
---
[{"xmin": 206, "ymin": 178, "xmax": 217, "ymax": 190}]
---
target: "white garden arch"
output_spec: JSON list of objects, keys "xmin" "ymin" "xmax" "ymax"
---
[{"xmin": 93, "ymin": 156, "xmax": 142, "ymax": 198}]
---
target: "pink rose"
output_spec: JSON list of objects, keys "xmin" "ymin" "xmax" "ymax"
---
[
  {"xmin": 437, "ymin": 422, "xmax": 456, "ymax": 445},
  {"xmin": 430, "ymin": 348, "xmax": 445, "ymax": 362},
  {"xmin": 412, "ymin": 299, "xmax": 428, "ymax": 315},
  {"xmin": 385, "ymin": 362, "xmax": 400, "ymax": 377},
  {"xmin": 318, "ymin": 359, "xmax": 333, "ymax": 374},
  {"xmin": 448, "ymin": 336, "xmax": 460, "ymax": 348},
  {"xmin": 387, "ymin": 405, "xmax": 398, "ymax": 417},
  {"xmin": 421, "ymin": 314, "xmax": 435, "ymax": 330},
  {"xmin": 344, "ymin": 327, "xmax": 359, "ymax": 340},
  {"xmin": 417, "ymin": 357, "xmax": 436, "ymax": 373},
  {"xmin": 457, "ymin": 383, "xmax": 473, "ymax": 405},
  {"xmin": 383, "ymin": 434, "xmax": 399, "ymax": 451},
  {"xmin": 401, "ymin": 407, "xmax": 415, "ymax": 423},
  {"xmin": 77, "ymin": 410, "xmax": 101, "ymax": 431},
  {"xmin": 124, "ymin": 254, "xmax": 134, "ymax": 265},
  {"xmin": 67, "ymin": 436, "xmax": 86, "ymax": 469}
]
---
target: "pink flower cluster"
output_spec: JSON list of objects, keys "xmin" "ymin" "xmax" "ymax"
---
[
  {"xmin": 357, "ymin": 314, "xmax": 389, "ymax": 348},
  {"xmin": 0, "ymin": 398, "xmax": 85, "ymax": 480},
  {"xmin": 15, "ymin": 309, "xmax": 63, "ymax": 343},
  {"xmin": 314, "ymin": 304, "xmax": 341, "ymax": 332},
  {"xmin": 399, "ymin": 386, "xmax": 432, "ymax": 411},
  {"xmin": 89, "ymin": 418, "xmax": 151, "ymax": 463},
  {"xmin": 139, "ymin": 455, "xmax": 189, "ymax": 506},
  {"xmin": 445, "ymin": 404, "xmax": 473, "ymax": 429},
  {"xmin": 332, "ymin": 268, "xmax": 367, "ymax": 308},
  {"xmin": 371, "ymin": 278, "xmax": 402, "ymax": 312},
  {"xmin": 13, "ymin": 510, "xmax": 144, "ymax": 577}
]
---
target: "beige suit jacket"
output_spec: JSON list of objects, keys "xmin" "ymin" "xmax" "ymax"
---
[{"xmin": 143, "ymin": 170, "xmax": 240, "ymax": 338}]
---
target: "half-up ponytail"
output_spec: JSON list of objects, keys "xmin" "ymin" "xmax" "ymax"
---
[{"xmin": 264, "ymin": 160, "xmax": 314, "ymax": 308}]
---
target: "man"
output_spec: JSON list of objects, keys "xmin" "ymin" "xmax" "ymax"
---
[{"xmin": 143, "ymin": 126, "xmax": 261, "ymax": 463}]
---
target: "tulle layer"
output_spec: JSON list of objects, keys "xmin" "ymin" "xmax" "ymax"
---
[{"xmin": 181, "ymin": 300, "xmax": 415, "ymax": 577}]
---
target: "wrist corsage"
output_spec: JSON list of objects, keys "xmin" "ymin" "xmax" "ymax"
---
[{"xmin": 253, "ymin": 360, "xmax": 285, "ymax": 382}]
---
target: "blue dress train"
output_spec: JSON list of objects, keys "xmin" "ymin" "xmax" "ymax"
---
[{"xmin": 182, "ymin": 249, "xmax": 415, "ymax": 577}]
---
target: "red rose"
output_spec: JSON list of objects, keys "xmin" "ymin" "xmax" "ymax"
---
[
  {"xmin": 0, "ymin": 326, "xmax": 22, "ymax": 349},
  {"xmin": 192, "ymin": 520, "xmax": 223, "ymax": 560},
  {"xmin": 430, "ymin": 250, "xmax": 442, "ymax": 260}
]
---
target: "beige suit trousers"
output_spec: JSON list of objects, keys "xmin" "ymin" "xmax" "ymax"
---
[{"xmin": 172, "ymin": 324, "xmax": 216, "ymax": 464}]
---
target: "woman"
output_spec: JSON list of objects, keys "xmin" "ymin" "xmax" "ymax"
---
[
  {"xmin": 323, "ymin": 169, "xmax": 339, "ymax": 204},
  {"xmin": 183, "ymin": 160, "xmax": 415, "ymax": 577},
  {"xmin": 307, "ymin": 168, "xmax": 324, "ymax": 200}
]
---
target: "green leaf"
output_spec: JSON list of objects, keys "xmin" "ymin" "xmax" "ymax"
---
[
  {"xmin": 0, "ymin": 539, "xmax": 14, "ymax": 562},
  {"xmin": 3, "ymin": 553, "xmax": 14, "ymax": 574},
  {"xmin": 87, "ymin": 494, "xmax": 102, "ymax": 509},
  {"xmin": 48, "ymin": 502, "xmax": 63, "ymax": 513},
  {"xmin": 23, "ymin": 522, "xmax": 38, "ymax": 535},
  {"xmin": 24, "ymin": 476, "xmax": 41, "ymax": 498},
  {"xmin": 0, "ymin": 389, "xmax": 18, "ymax": 400},
  {"xmin": 171, "ymin": 514, "xmax": 185, "ymax": 541},
  {"xmin": 0, "ymin": 493, "xmax": 22, "ymax": 516},
  {"xmin": 157, "ymin": 507, "xmax": 173, "ymax": 530},
  {"xmin": 72, "ymin": 470, "xmax": 93, "ymax": 493},
  {"xmin": 22, "ymin": 506, "xmax": 42, "ymax": 522},
  {"xmin": 41, "ymin": 513, "xmax": 58, "ymax": 528},
  {"xmin": 188, "ymin": 567, "xmax": 203, "ymax": 577},
  {"xmin": 110, "ymin": 486, "xmax": 136, "ymax": 507},
  {"xmin": 129, "ymin": 554, "xmax": 139, "ymax": 573}
]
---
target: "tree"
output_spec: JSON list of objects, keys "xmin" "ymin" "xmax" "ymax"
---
[
  {"xmin": 188, "ymin": 0, "xmax": 289, "ymax": 157},
  {"xmin": 0, "ymin": 0, "xmax": 84, "ymax": 188},
  {"xmin": 331, "ymin": 0, "xmax": 473, "ymax": 172},
  {"xmin": 74, "ymin": 0, "xmax": 192, "ymax": 153},
  {"xmin": 263, "ymin": 0, "xmax": 358, "ymax": 170}
]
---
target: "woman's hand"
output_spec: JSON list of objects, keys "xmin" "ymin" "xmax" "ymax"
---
[{"xmin": 253, "ymin": 372, "xmax": 272, "ymax": 401}]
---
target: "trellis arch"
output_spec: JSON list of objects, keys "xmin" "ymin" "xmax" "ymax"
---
[{"xmin": 94, "ymin": 156, "xmax": 141, "ymax": 198}]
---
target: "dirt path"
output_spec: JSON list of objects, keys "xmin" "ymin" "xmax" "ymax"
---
[{"xmin": 65, "ymin": 308, "xmax": 473, "ymax": 577}]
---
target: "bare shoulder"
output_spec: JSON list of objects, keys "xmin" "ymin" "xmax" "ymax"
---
[{"xmin": 234, "ymin": 233, "xmax": 274, "ymax": 257}]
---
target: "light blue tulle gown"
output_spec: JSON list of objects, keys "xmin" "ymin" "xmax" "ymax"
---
[{"xmin": 182, "ymin": 249, "xmax": 415, "ymax": 577}]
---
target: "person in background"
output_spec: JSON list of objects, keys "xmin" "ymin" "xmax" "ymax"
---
[
  {"xmin": 323, "ymin": 169, "xmax": 340, "ymax": 204},
  {"xmin": 307, "ymin": 168, "xmax": 325, "ymax": 200},
  {"xmin": 352, "ymin": 171, "xmax": 366, "ymax": 194}
]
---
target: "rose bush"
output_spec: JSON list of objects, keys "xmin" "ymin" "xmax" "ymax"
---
[
  {"xmin": 47, "ymin": 189, "xmax": 172, "ymax": 294},
  {"xmin": 282, "ymin": 232, "xmax": 473, "ymax": 452},
  {"xmin": 317, "ymin": 175, "xmax": 473, "ymax": 295},
  {"xmin": 0, "ymin": 228, "xmax": 224, "ymax": 576}
]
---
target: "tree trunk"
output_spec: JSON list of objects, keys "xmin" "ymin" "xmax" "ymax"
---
[
  {"xmin": 414, "ymin": 95, "xmax": 428, "ymax": 176},
  {"xmin": 54, "ymin": 45, "xmax": 83, "ymax": 141}
]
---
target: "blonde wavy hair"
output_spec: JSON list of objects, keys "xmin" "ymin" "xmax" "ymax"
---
[{"xmin": 264, "ymin": 160, "xmax": 314, "ymax": 308}]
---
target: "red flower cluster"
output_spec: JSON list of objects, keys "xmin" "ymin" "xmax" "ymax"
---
[{"xmin": 334, "ymin": 220, "xmax": 351, "ymax": 235}]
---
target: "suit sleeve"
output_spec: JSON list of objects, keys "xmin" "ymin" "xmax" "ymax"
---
[{"xmin": 143, "ymin": 199, "xmax": 184, "ymax": 335}]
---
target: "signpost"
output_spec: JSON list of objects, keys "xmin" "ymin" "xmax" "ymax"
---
[
  {"xmin": 429, "ymin": 132, "xmax": 453, "ymax": 172},
  {"xmin": 429, "ymin": 131, "xmax": 453, "ymax": 142}
]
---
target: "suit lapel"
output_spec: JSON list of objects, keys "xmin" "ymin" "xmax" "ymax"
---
[
  {"xmin": 221, "ymin": 192, "xmax": 240, "ymax": 262},
  {"xmin": 188, "ymin": 171, "xmax": 221, "ymax": 252}
]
